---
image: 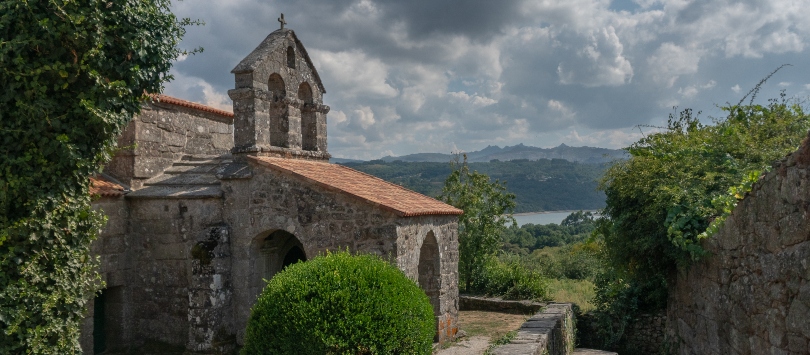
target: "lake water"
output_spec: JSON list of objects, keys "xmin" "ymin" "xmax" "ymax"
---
[{"xmin": 512, "ymin": 210, "xmax": 598, "ymax": 226}]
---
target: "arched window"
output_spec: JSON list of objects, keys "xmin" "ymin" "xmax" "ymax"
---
[
  {"xmin": 298, "ymin": 82, "xmax": 317, "ymax": 151},
  {"xmin": 286, "ymin": 46, "xmax": 295, "ymax": 69}
]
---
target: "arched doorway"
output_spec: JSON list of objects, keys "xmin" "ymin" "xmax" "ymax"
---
[
  {"xmin": 298, "ymin": 82, "xmax": 317, "ymax": 151},
  {"xmin": 282, "ymin": 245, "xmax": 306, "ymax": 268},
  {"xmin": 259, "ymin": 230, "xmax": 306, "ymax": 283},
  {"xmin": 418, "ymin": 231, "xmax": 441, "ymax": 334}
]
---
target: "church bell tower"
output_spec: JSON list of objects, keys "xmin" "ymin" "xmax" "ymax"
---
[{"xmin": 229, "ymin": 15, "xmax": 330, "ymax": 161}]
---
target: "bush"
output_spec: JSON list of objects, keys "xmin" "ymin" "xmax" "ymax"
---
[
  {"xmin": 528, "ymin": 243, "xmax": 600, "ymax": 281},
  {"xmin": 472, "ymin": 255, "xmax": 548, "ymax": 301},
  {"xmin": 242, "ymin": 251, "xmax": 435, "ymax": 355}
]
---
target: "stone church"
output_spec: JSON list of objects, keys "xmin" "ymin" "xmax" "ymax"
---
[{"xmin": 85, "ymin": 26, "xmax": 462, "ymax": 354}]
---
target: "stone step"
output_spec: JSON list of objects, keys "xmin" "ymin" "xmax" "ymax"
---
[
  {"xmin": 164, "ymin": 164, "xmax": 219, "ymax": 174},
  {"xmin": 144, "ymin": 173, "xmax": 220, "ymax": 186},
  {"xmin": 180, "ymin": 154, "xmax": 228, "ymax": 162},
  {"xmin": 127, "ymin": 185, "xmax": 223, "ymax": 199},
  {"xmin": 172, "ymin": 159, "xmax": 224, "ymax": 166}
]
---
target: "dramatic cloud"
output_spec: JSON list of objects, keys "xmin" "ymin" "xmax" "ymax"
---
[{"xmin": 166, "ymin": 0, "xmax": 810, "ymax": 159}]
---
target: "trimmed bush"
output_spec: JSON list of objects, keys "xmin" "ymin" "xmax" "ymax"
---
[{"xmin": 242, "ymin": 251, "xmax": 435, "ymax": 355}]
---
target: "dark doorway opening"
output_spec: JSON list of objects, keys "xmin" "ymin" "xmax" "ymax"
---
[
  {"xmin": 93, "ymin": 289, "xmax": 107, "ymax": 354},
  {"xmin": 282, "ymin": 245, "xmax": 306, "ymax": 269}
]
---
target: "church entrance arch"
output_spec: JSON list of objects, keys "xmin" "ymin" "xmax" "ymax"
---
[
  {"xmin": 418, "ymin": 231, "xmax": 441, "ymax": 325},
  {"xmin": 258, "ymin": 230, "xmax": 306, "ymax": 284}
]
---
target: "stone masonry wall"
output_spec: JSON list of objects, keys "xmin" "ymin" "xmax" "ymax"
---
[
  {"xmin": 123, "ymin": 197, "xmax": 228, "ymax": 352},
  {"xmin": 666, "ymin": 136, "xmax": 810, "ymax": 354},
  {"xmin": 396, "ymin": 216, "xmax": 460, "ymax": 341},
  {"xmin": 106, "ymin": 102, "xmax": 233, "ymax": 189},
  {"xmin": 490, "ymin": 303, "xmax": 575, "ymax": 355},
  {"xmin": 81, "ymin": 196, "xmax": 130, "ymax": 354},
  {"xmin": 622, "ymin": 312, "xmax": 666, "ymax": 354},
  {"xmin": 221, "ymin": 161, "xmax": 459, "ymax": 345}
]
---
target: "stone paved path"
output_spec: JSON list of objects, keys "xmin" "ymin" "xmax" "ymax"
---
[
  {"xmin": 434, "ymin": 335, "xmax": 491, "ymax": 355},
  {"xmin": 573, "ymin": 349, "xmax": 618, "ymax": 354}
]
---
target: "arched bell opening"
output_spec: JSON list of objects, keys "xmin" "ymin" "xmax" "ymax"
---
[
  {"xmin": 268, "ymin": 73, "xmax": 290, "ymax": 147},
  {"xmin": 418, "ymin": 231, "xmax": 441, "ymax": 339},
  {"xmin": 268, "ymin": 73, "xmax": 286, "ymax": 102},
  {"xmin": 298, "ymin": 82, "xmax": 317, "ymax": 151}
]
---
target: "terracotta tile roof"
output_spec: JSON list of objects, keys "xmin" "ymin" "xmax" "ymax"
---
[
  {"xmin": 148, "ymin": 94, "xmax": 234, "ymax": 119},
  {"xmin": 249, "ymin": 156, "xmax": 463, "ymax": 217},
  {"xmin": 90, "ymin": 175, "xmax": 126, "ymax": 197}
]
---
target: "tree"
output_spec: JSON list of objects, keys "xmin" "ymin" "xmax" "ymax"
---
[
  {"xmin": 440, "ymin": 154, "xmax": 516, "ymax": 291},
  {"xmin": 0, "ymin": 1, "xmax": 193, "ymax": 352}
]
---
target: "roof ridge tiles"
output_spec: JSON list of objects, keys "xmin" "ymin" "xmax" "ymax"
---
[
  {"xmin": 248, "ymin": 156, "xmax": 463, "ymax": 217},
  {"xmin": 148, "ymin": 94, "xmax": 234, "ymax": 119}
]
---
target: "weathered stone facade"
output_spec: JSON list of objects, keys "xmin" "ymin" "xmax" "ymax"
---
[
  {"xmin": 105, "ymin": 97, "xmax": 234, "ymax": 190},
  {"xmin": 666, "ymin": 133, "xmax": 810, "ymax": 354},
  {"xmin": 84, "ymin": 28, "xmax": 461, "ymax": 354}
]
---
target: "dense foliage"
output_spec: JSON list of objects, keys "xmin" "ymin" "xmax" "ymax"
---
[
  {"xmin": 341, "ymin": 158, "xmax": 607, "ymax": 213},
  {"xmin": 440, "ymin": 155, "xmax": 517, "ymax": 291},
  {"xmin": 0, "ymin": 1, "xmax": 191, "ymax": 352},
  {"xmin": 590, "ymin": 93, "xmax": 810, "ymax": 348},
  {"xmin": 242, "ymin": 252, "xmax": 435, "ymax": 355}
]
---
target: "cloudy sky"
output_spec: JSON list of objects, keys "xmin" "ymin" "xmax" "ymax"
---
[{"xmin": 165, "ymin": 0, "xmax": 810, "ymax": 160}]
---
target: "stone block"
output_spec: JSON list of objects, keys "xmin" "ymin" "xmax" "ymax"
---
[
  {"xmin": 162, "ymin": 130, "xmax": 187, "ymax": 147},
  {"xmin": 136, "ymin": 123, "xmax": 162, "ymax": 143}
]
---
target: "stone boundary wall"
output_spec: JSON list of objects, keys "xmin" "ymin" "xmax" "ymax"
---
[
  {"xmin": 666, "ymin": 134, "xmax": 810, "ymax": 354},
  {"xmin": 622, "ymin": 312, "xmax": 665, "ymax": 354},
  {"xmin": 490, "ymin": 303, "xmax": 575, "ymax": 355},
  {"xmin": 459, "ymin": 295, "xmax": 546, "ymax": 314}
]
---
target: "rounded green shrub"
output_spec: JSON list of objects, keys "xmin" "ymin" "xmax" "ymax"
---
[{"xmin": 242, "ymin": 251, "xmax": 435, "ymax": 355}]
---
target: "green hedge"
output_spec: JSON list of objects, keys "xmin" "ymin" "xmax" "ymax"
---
[
  {"xmin": 471, "ymin": 255, "xmax": 548, "ymax": 301},
  {"xmin": 242, "ymin": 251, "xmax": 435, "ymax": 355}
]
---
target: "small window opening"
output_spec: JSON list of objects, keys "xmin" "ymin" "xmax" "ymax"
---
[{"xmin": 286, "ymin": 46, "xmax": 296, "ymax": 69}]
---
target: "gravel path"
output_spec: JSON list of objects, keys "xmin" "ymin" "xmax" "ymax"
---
[{"xmin": 434, "ymin": 335, "xmax": 491, "ymax": 355}]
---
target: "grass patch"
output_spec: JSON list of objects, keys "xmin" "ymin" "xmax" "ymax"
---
[
  {"xmin": 458, "ymin": 311, "xmax": 528, "ymax": 339},
  {"xmin": 547, "ymin": 278, "xmax": 596, "ymax": 312}
]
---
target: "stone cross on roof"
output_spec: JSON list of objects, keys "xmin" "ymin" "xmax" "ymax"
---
[{"xmin": 278, "ymin": 13, "xmax": 286, "ymax": 29}]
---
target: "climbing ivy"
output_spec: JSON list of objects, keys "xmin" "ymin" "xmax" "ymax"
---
[
  {"xmin": 0, "ymin": 1, "xmax": 194, "ymax": 352},
  {"xmin": 588, "ymin": 91, "xmax": 810, "ymax": 349}
]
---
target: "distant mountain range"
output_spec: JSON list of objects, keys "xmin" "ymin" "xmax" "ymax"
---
[{"xmin": 331, "ymin": 143, "xmax": 627, "ymax": 164}]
